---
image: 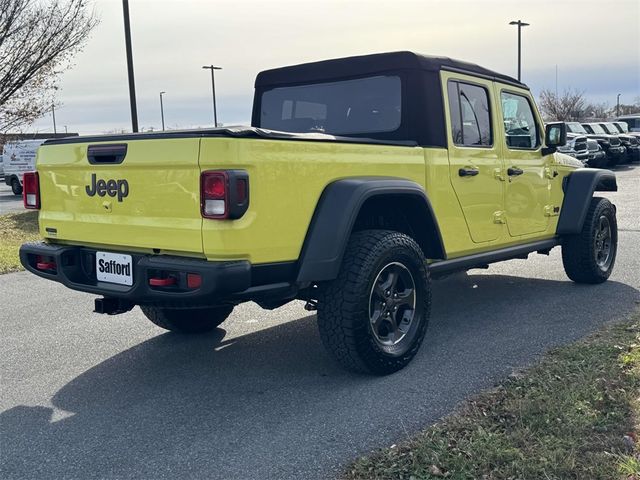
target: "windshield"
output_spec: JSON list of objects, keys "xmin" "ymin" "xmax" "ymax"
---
[
  {"xmin": 599, "ymin": 123, "xmax": 616, "ymax": 135},
  {"xmin": 605, "ymin": 123, "xmax": 621, "ymax": 134},
  {"xmin": 259, "ymin": 75, "xmax": 402, "ymax": 135},
  {"xmin": 587, "ymin": 123, "xmax": 606, "ymax": 134},
  {"xmin": 566, "ymin": 122, "xmax": 587, "ymax": 134},
  {"xmin": 614, "ymin": 122, "xmax": 628, "ymax": 133}
]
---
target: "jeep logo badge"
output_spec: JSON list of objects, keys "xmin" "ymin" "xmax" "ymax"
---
[{"xmin": 85, "ymin": 173, "xmax": 129, "ymax": 202}]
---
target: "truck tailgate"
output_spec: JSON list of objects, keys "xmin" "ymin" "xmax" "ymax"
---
[{"xmin": 37, "ymin": 138, "xmax": 203, "ymax": 255}]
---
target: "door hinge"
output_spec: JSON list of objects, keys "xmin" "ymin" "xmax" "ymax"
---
[
  {"xmin": 544, "ymin": 205, "xmax": 560, "ymax": 217},
  {"xmin": 544, "ymin": 167, "xmax": 558, "ymax": 179},
  {"xmin": 493, "ymin": 211, "xmax": 506, "ymax": 224},
  {"xmin": 494, "ymin": 167, "xmax": 506, "ymax": 182}
]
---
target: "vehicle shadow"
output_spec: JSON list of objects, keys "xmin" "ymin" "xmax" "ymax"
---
[
  {"xmin": 0, "ymin": 192, "xmax": 20, "ymax": 203},
  {"xmin": 1, "ymin": 273, "xmax": 639, "ymax": 480},
  {"xmin": 612, "ymin": 162, "xmax": 639, "ymax": 172}
]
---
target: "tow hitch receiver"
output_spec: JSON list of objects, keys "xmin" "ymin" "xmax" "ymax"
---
[{"xmin": 94, "ymin": 297, "xmax": 134, "ymax": 315}]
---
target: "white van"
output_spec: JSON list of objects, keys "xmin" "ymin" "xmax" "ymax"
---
[{"xmin": 3, "ymin": 139, "xmax": 46, "ymax": 195}]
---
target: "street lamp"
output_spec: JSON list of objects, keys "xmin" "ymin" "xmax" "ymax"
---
[
  {"xmin": 202, "ymin": 65, "xmax": 222, "ymax": 127},
  {"xmin": 122, "ymin": 0, "xmax": 138, "ymax": 132},
  {"xmin": 51, "ymin": 103, "xmax": 57, "ymax": 134},
  {"xmin": 617, "ymin": 93, "xmax": 621, "ymax": 117},
  {"xmin": 509, "ymin": 20, "xmax": 530, "ymax": 81},
  {"xmin": 159, "ymin": 91, "xmax": 166, "ymax": 131}
]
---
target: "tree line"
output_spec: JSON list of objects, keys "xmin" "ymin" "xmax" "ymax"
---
[{"xmin": 537, "ymin": 88, "xmax": 640, "ymax": 122}]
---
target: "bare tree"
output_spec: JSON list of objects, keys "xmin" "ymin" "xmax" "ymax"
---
[
  {"xmin": 0, "ymin": 0, "xmax": 98, "ymax": 132},
  {"xmin": 616, "ymin": 99, "xmax": 640, "ymax": 116},
  {"xmin": 582, "ymin": 102, "xmax": 612, "ymax": 120},
  {"xmin": 538, "ymin": 88, "xmax": 587, "ymax": 122}
]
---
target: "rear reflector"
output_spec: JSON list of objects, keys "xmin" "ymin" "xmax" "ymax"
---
[
  {"xmin": 149, "ymin": 277, "xmax": 177, "ymax": 287},
  {"xmin": 187, "ymin": 273, "xmax": 202, "ymax": 289},
  {"xmin": 36, "ymin": 262, "xmax": 56, "ymax": 271},
  {"xmin": 23, "ymin": 171, "xmax": 40, "ymax": 209},
  {"xmin": 35, "ymin": 255, "xmax": 56, "ymax": 271}
]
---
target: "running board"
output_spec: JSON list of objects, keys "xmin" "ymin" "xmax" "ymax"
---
[{"xmin": 429, "ymin": 238, "xmax": 561, "ymax": 277}]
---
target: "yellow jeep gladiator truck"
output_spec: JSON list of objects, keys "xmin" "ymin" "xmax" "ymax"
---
[{"xmin": 20, "ymin": 52, "xmax": 618, "ymax": 374}]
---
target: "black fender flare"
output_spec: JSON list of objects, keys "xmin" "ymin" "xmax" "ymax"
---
[
  {"xmin": 296, "ymin": 177, "xmax": 446, "ymax": 283},
  {"xmin": 556, "ymin": 168, "xmax": 617, "ymax": 235}
]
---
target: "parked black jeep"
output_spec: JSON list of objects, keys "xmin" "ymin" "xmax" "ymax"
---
[
  {"xmin": 598, "ymin": 122, "xmax": 639, "ymax": 163},
  {"xmin": 580, "ymin": 123, "xmax": 626, "ymax": 166}
]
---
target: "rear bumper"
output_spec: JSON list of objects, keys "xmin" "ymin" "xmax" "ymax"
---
[{"xmin": 19, "ymin": 242, "xmax": 251, "ymax": 305}]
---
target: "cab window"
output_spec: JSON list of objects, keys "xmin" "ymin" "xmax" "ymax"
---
[
  {"xmin": 501, "ymin": 92, "xmax": 539, "ymax": 149},
  {"xmin": 447, "ymin": 80, "xmax": 492, "ymax": 147}
]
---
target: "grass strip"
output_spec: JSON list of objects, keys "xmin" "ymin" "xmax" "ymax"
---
[
  {"xmin": 346, "ymin": 312, "xmax": 640, "ymax": 479},
  {"xmin": 0, "ymin": 211, "xmax": 39, "ymax": 274}
]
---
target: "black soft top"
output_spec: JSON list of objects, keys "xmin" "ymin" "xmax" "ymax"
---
[{"xmin": 255, "ymin": 51, "xmax": 526, "ymax": 89}]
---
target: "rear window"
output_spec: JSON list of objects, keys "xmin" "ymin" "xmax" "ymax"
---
[{"xmin": 259, "ymin": 75, "xmax": 402, "ymax": 135}]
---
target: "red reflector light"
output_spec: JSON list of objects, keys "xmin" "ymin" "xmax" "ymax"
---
[
  {"xmin": 36, "ymin": 262, "xmax": 56, "ymax": 271},
  {"xmin": 187, "ymin": 273, "xmax": 202, "ymax": 289},
  {"xmin": 23, "ymin": 171, "xmax": 40, "ymax": 209},
  {"xmin": 149, "ymin": 277, "xmax": 177, "ymax": 287},
  {"xmin": 35, "ymin": 255, "xmax": 56, "ymax": 271},
  {"xmin": 236, "ymin": 178, "xmax": 247, "ymax": 202}
]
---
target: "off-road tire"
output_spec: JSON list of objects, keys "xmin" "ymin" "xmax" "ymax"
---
[
  {"xmin": 140, "ymin": 305, "xmax": 234, "ymax": 333},
  {"xmin": 562, "ymin": 197, "xmax": 617, "ymax": 284},
  {"xmin": 317, "ymin": 230, "xmax": 431, "ymax": 375},
  {"xmin": 11, "ymin": 177, "xmax": 22, "ymax": 195}
]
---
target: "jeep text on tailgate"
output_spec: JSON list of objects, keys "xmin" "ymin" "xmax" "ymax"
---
[{"xmin": 20, "ymin": 52, "xmax": 618, "ymax": 374}]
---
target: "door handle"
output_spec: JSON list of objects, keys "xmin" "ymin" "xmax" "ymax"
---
[
  {"xmin": 507, "ymin": 167, "xmax": 524, "ymax": 176},
  {"xmin": 458, "ymin": 167, "xmax": 479, "ymax": 177}
]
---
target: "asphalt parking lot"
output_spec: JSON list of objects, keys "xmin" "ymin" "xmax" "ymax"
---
[
  {"xmin": 0, "ymin": 181, "xmax": 23, "ymax": 215},
  {"xmin": 1, "ymin": 165, "xmax": 639, "ymax": 480}
]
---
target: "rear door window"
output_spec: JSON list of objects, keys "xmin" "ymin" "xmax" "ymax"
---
[{"xmin": 447, "ymin": 80, "xmax": 492, "ymax": 147}]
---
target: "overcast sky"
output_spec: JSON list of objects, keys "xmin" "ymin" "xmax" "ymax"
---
[{"xmin": 31, "ymin": 0, "xmax": 640, "ymax": 135}]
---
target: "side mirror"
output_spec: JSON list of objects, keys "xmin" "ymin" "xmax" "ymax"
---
[{"xmin": 543, "ymin": 122, "xmax": 567, "ymax": 155}]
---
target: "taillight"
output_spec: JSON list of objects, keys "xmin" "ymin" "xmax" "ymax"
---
[
  {"xmin": 23, "ymin": 171, "xmax": 40, "ymax": 209},
  {"xmin": 200, "ymin": 170, "xmax": 249, "ymax": 220},
  {"xmin": 201, "ymin": 171, "xmax": 227, "ymax": 218}
]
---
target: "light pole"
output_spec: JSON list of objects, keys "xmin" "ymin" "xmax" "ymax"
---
[
  {"xmin": 202, "ymin": 65, "xmax": 222, "ymax": 127},
  {"xmin": 617, "ymin": 93, "xmax": 621, "ymax": 117},
  {"xmin": 52, "ymin": 103, "xmax": 57, "ymax": 134},
  {"xmin": 159, "ymin": 91, "xmax": 166, "ymax": 131},
  {"xmin": 122, "ymin": 0, "xmax": 139, "ymax": 132},
  {"xmin": 509, "ymin": 20, "xmax": 530, "ymax": 82},
  {"xmin": 64, "ymin": 125, "xmax": 68, "ymax": 134}
]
